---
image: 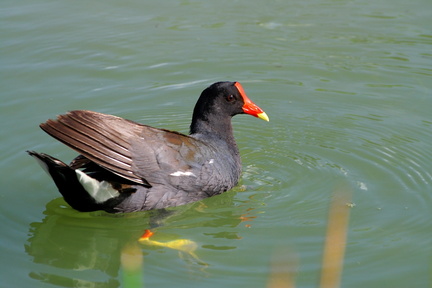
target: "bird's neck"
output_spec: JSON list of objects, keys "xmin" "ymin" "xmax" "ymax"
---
[
  {"xmin": 190, "ymin": 116, "xmax": 242, "ymax": 182},
  {"xmin": 190, "ymin": 116, "xmax": 238, "ymax": 147}
]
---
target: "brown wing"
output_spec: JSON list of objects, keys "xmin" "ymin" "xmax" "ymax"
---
[{"xmin": 40, "ymin": 110, "xmax": 206, "ymax": 186}]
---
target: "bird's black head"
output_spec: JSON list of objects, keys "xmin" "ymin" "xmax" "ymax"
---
[{"xmin": 190, "ymin": 81, "xmax": 268, "ymax": 135}]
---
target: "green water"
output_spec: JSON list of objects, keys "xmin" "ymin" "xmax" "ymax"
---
[{"xmin": 1, "ymin": 0, "xmax": 431, "ymax": 287}]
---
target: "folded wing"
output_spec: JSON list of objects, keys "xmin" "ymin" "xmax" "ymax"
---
[{"xmin": 40, "ymin": 110, "xmax": 208, "ymax": 187}]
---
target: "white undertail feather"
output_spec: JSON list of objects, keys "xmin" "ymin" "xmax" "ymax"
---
[
  {"xmin": 75, "ymin": 170, "xmax": 120, "ymax": 203},
  {"xmin": 33, "ymin": 157, "xmax": 50, "ymax": 176}
]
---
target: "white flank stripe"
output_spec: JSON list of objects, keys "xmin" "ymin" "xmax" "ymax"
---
[
  {"xmin": 75, "ymin": 170, "xmax": 120, "ymax": 203},
  {"xmin": 170, "ymin": 171, "xmax": 196, "ymax": 177}
]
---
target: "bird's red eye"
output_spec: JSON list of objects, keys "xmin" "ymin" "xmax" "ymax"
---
[{"xmin": 226, "ymin": 95, "xmax": 235, "ymax": 102}]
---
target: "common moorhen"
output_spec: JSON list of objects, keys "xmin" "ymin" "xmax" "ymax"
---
[{"xmin": 28, "ymin": 81, "xmax": 269, "ymax": 213}]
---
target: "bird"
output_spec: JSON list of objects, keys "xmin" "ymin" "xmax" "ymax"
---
[{"xmin": 28, "ymin": 81, "xmax": 269, "ymax": 213}]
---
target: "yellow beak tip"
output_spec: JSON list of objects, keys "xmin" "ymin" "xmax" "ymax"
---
[{"xmin": 257, "ymin": 112, "xmax": 270, "ymax": 122}]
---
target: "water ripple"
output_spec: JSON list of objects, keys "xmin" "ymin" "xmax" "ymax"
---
[{"xmin": 236, "ymin": 107, "xmax": 432, "ymax": 222}]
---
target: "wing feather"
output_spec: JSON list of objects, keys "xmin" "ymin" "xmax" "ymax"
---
[
  {"xmin": 40, "ymin": 110, "xmax": 211, "ymax": 189},
  {"xmin": 41, "ymin": 111, "xmax": 144, "ymax": 184}
]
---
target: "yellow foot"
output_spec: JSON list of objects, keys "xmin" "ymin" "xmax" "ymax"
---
[{"xmin": 138, "ymin": 230, "xmax": 207, "ymax": 266}]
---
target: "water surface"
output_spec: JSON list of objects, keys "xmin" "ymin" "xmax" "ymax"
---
[{"xmin": 1, "ymin": 0, "xmax": 431, "ymax": 287}]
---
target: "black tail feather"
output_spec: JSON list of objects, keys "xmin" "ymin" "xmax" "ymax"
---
[{"xmin": 27, "ymin": 151, "xmax": 102, "ymax": 212}]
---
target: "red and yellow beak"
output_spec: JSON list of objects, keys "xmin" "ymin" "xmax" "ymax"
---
[{"xmin": 235, "ymin": 82, "xmax": 269, "ymax": 122}]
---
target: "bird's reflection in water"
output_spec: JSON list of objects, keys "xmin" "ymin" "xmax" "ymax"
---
[{"xmin": 25, "ymin": 190, "xmax": 249, "ymax": 287}]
